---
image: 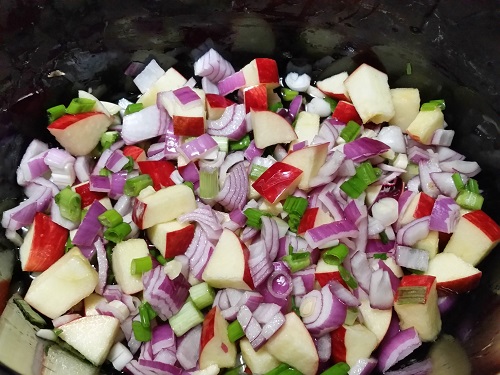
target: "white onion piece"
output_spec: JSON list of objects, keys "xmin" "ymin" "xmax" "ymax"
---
[
  {"xmin": 419, "ymin": 159, "xmax": 441, "ymax": 198},
  {"xmin": 176, "ymin": 324, "xmax": 201, "ymax": 370},
  {"xmin": 429, "ymin": 195, "xmax": 460, "ymax": 233},
  {"xmin": 107, "ymin": 342, "xmax": 133, "ymax": 371},
  {"xmin": 306, "ymin": 97, "xmax": 332, "ymax": 117},
  {"xmin": 396, "ymin": 216, "xmax": 430, "ymax": 246},
  {"xmin": 368, "ymin": 216, "xmax": 385, "ymax": 236},
  {"xmin": 194, "ymin": 48, "xmax": 235, "ymax": 83},
  {"xmin": 377, "ymin": 126, "xmax": 406, "ymax": 153},
  {"xmin": 133, "ymin": 59, "xmax": 164, "ymax": 94},
  {"xmin": 285, "ymin": 72, "xmax": 311, "ymax": 92},
  {"xmin": 201, "ymin": 77, "xmax": 219, "ymax": 94},
  {"xmin": 369, "ymin": 269, "xmax": 393, "ymax": 310},
  {"xmin": 439, "ymin": 160, "xmax": 481, "ymax": 177},
  {"xmin": 122, "ymin": 105, "xmax": 161, "ymax": 145},
  {"xmin": 431, "ymin": 129, "xmax": 455, "ymax": 146},
  {"xmin": 395, "ymin": 246, "xmax": 429, "ymax": 271},
  {"xmin": 351, "ymin": 251, "xmax": 372, "ymax": 293},
  {"xmin": 371, "ymin": 198, "xmax": 399, "ymax": 226}
]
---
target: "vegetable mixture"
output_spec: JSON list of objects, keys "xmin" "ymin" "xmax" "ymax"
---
[{"xmin": 1, "ymin": 46, "xmax": 500, "ymax": 375}]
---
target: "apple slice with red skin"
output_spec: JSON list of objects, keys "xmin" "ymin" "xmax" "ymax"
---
[
  {"xmin": 73, "ymin": 181, "xmax": 107, "ymax": 209},
  {"xmin": 0, "ymin": 251, "xmax": 14, "ymax": 315},
  {"xmin": 137, "ymin": 67, "xmax": 187, "ymax": 107},
  {"xmin": 316, "ymin": 71, "xmax": 350, "ymax": 101},
  {"xmin": 331, "ymin": 323, "xmax": 378, "ymax": 367},
  {"xmin": 298, "ymin": 207, "xmax": 334, "ymax": 235},
  {"xmin": 398, "ymin": 192, "xmax": 435, "ymax": 227},
  {"xmin": 263, "ymin": 312, "xmax": 319, "ymax": 375},
  {"xmin": 202, "ymin": 229, "xmax": 254, "ymax": 291},
  {"xmin": 123, "ymin": 145, "xmax": 147, "ymax": 162},
  {"xmin": 282, "ymin": 143, "xmax": 329, "ymax": 190},
  {"xmin": 251, "ymin": 110, "xmax": 298, "ymax": 149},
  {"xmin": 443, "ymin": 210, "xmax": 500, "ymax": 266},
  {"xmin": 138, "ymin": 160, "xmax": 176, "ymax": 191},
  {"xmin": 243, "ymin": 85, "xmax": 268, "ymax": 113},
  {"xmin": 199, "ymin": 306, "xmax": 237, "ymax": 370},
  {"xmin": 241, "ymin": 58, "xmax": 280, "ymax": 89},
  {"xmin": 331, "ymin": 101, "xmax": 363, "ymax": 125},
  {"xmin": 146, "ymin": 221, "xmax": 195, "ymax": 258},
  {"xmin": 314, "ymin": 257, "xmax": 349, "ymax": 288},
  {"xmin": 172, "ymin": 116, "xmax": 205, "ymax": 137},
  {"xmin": 206, "ymin": 94, "xmax": 234, "ymax": 120},
  {"xmin": 252, "ymin": 162, "xmax": 303, "ymax": 204},
  {"xmin": 425, "ymin": 252, "xmax": 481, "ymax": 295},
  {"xmin": 20, "ymin": 212, "xmax": 68, "ymax": 272},
  {"xmin": 48, "ymin": 112, "xmax": 112, "ymax": 156},
  {"xmin": 394, "ymin": 275, "xmax": 441, "ymax": 342}
]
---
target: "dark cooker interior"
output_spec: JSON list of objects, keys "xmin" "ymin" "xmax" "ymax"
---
[{"xmin": 0, "ymin": 0, "xmax": 498, "ymax": 373}]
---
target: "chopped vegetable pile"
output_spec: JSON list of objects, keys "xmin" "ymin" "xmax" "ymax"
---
[{"xmin": 1, "ymin": 46, "xmax": 500, "ymax": 375}]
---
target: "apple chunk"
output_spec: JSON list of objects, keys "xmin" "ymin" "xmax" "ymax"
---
[
  {"xmin": 331, "ymin": 323, "xmax": 378, "ymax": 367},
  {"xmin": 241, "ymin": 58, "xmax": 280, "ymax": 89},
  {"xmin": 133, "ymin": 184, "xmax": 197, "ymax": 229},
  {"xmin": 112, "ymin": 238, "xmax": 150, "ymax": 295},
  {"xmin": 293, "ymin": 111, "xmax": 320, "ymax": 145},
  {"xmin": 202, "ymin": 229, "xmax": 254, "ymax": 290},
  {"xmin": 20, "ymin": 212, "xmax": 68, "ymax": 272},
  {"xmin": 58, "ymin": 315, "xmax": 120, "ymax": 366},
  {"xmin": 344, "ymin": 64, "xmax": 395, "ymax": 124},
  {"xmin": 251, "ymin": 110, "xmax": 297, "ymax": 149},
  {"xmin": 240, "ymin": 338, "xmax": 280, "ymax": 374},
  {"xmin": 358, "ymin": 299, "xmax": 392, "ymax": 345},
  {"xmin": 146, "ymin": 221, "xmax": 195, "ymax": 258},
  {"xmin": 24, "ymin": 247, "xmax": 98, "ymax": 319},
  {"xmin": 389, "ymin": 88, "xmax": 420, "ymax": 131},
  {"xmin": 443, "ymin": 210, "xmax": 500, "ymax": 266},
  {"xmin": 199, "ymin": 306, "xmax": 237, "ymax": 370},
  {"xmin": 263, "ymin": 312, "xmax": 319, "ymax": 375},
  {"xmin": 282, "ymin": 143, "xmax": 328, "ymax": 190},
  {"xmin": 316, "ymin": 71, "xmax": 350, "ymax": 101},
  {"xmin": 137, "ymin": 67, "xmax": 187, "ymax": 107},
  {"xmin": 206, "ymin": 94, "xmax": 234, "ymax": 120},
  {"xmin": 48, "ymin": 112, "xmax": 112, "ymax": 156},
  {"xmin": 426, "ymin": 252, "xmax": 481, "ymax": 294},
  {"xmin": 406, "ymin": 108, "xmax": 444, "ymax": 145}
]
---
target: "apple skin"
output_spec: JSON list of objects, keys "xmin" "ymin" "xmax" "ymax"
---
[
  {"xmin": 206, "ymin": 94, "xmax": 234, "ymax": 120},
  {"xmin": 122, "ymin": 145, "xmax": 147, "ymax": 162},
  {"xmin": 172, "ymin": 116, "xmax": 205, "ymax": 137},
  {"xmin": 425, "ymin": 252, "xmax": 482, "ymax": 295},
  {"xmin": 331, "ymin": 323, "xmax": 378, "ymax": 367},
  {"xmin": 263, "ymin": 312, "xmax": 319, "ymax": 375},
  {"xmin": 443, "ymin": 210, "xmax": 500, "ymax": 266},
  {"xmin": 146, "ymin": 221, "xmax": 195, "ymax": 258},
  {"xmin": 137, "ymin": 160, "xmax": 176, "ymax": 191},
  {"xmin": 244, "ymin": 85, "xmax": 268, "ymax": 113},
  {"xmin": 282, "ymin": 143, "xmax": 329, "ymax": 190},
  {"xmin": 242, "ymin": 58, "xmax": 280, "ymax": 89},
  {"xmin": 398, "ymin": 192, "xmax": 435, "ymax": 227},
  {"xmin": 20, "ymin": 212, "xmax": 68, "ymax": 272},
  {"xmin": 199, "ymin": 306, "xmax": 237, "ymax": 370},
  {"xmin": 48, "ymin": 112, "xmax": 112, "ymax": 156},
  {"xmin": 251, "ymin": 110, "xmax": 298, "ymax": 149},
  {"xmin": 298, "ymin": 207, "xmax": 334, "ymax": 235},
  {"xmin": 24, "ymin": 247, "xmax": 99, "ymax": 319},
  {"xmin": 331, "ymin": 101, "xmax": 363, "ymax": 125},
  {"xmin": 316, "ymin": 71, "xmax": 350, "ymax": 101},
  {"xmin": 73, "ymin": 182, "xmax": 107, "ymax": 209},
  {"xmin": 251, "ymin": 162, "xmax": 303, "ymax": 204}
]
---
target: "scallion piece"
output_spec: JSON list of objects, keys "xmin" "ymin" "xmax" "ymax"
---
[
  {"xmin": 130, "ymin": 256, "xmax": 153, "ymax": 275},
  {"xmin": 199, "ymin": 169, "xmax": 219, "ymax": 199},
  {"xmin": 189, "ymin": 282, "xmax": 215, "ymax": 310},
  {"xmin": 124, "ymin": 103, "xmax": 144, "ymax": 115},
  {"xmin": 278, "ymin": 369, "xmax": 302, "ymax": 375},
  {"xmin": 339, "ymin": 120, "xmax": 361, "ymax": 143},
  {"xmin": 322, "ymin": 244, "xmax": 349, "ymax": 266},
  {"xmin": 224, "ymin": 366, "xmax": 245, "ymax": 375},
  {"xmin": 282, "ymin": 252, "xmax": 311, "ymax": 273},
  {"xmin": 229, "ymin": 134, "xmax": 251, "ymax": 151},
  {"xmin": 243, "ymin": 208, "xmax": 272, "ymax": 229},
  {"xmin": 139, "ymin": 303, "xmax": 151, "ymax": 328},
  {"xmin": 183, "ymin": 181, "xmax": 194, "ymax": 191},
  {"xmin": 168, "ymin": 299, "xmax": 204, "ymax": 337},
  {"xmin": 282, "ymin": 88, "xmax": 299, "ymax": 101},
  {"xmin": 132, "ymin": 320, "xmax": 151, "ymax": 342},
  {"xmin": 340, "ymin": 175, "xmax": 367, "ymax": 199},
  {"xmin": 269, "ymin": 102, "xmax": 284, "ymax": 112},
  {"xmin": 249, "ymin": 164, "xmax": 268, "ymax": 180},
  {"xmin": 379, "ymin": 230, "xmax": 389, "ymax": 244},
  {"xmin": 53, "ymin": 328, "xmax": 63, "ymax": 337},
  {"xmin": 344, "ymin": 307, "xmax": 358, "ymax": 326},
  {"xmin": 456, "ymin": 190, "xmax": 484, "ymax": 210},
  {"xmin": 123, "ymin": 156, "xmax": 135, "ymax": 173},
  {"xmin": 338, "ymin": 265, "xmax": 358, "ymax": 289},
  {"xmin": 323, "ymin": 96, "xmax": 338, "ymax": 112},
  {"xmin": 100, "ymin": 131, "xmax": 120, "ymax": 150},
  {"xmin": 420, "ymin": 99, "xmax": 445, "ymax": 111},
  {"xmin": 356, "ymin": 162, "xmax": 379, "ymax": 185},
  {"xmin": 227, "ymin": 320, "xmax": 245, "ymax": 343},
  {"xmin": 99, "ymin": 168, "xmax": 112, "ymax": 177},
  {"xmin": 212, "ymin": 136, "xmax": 229, "ymax": 153},
  {"xmin": 265, "ymin": 363, "xmax": 292, "ymax": 375},
  {"xmin": 47, "ymin": 104, "xmax": 66, "ymax": 123},
  {"xmin": 406, "ymin": 62, "xmax": 412, "ymax": 75},
  {"xmin": 13, "ymin": 298, "xmax": 46, "ymax": 328},
  {"xmin": 98, "ymin": 209, "xmax": 123, "ymax": 228},
  {"xmin": 142, "ymin": 302, "xmax": 157, "ymax": 320},
  {"xmin": 104, "ymin": 222, "xmax": 131, "ymax": 243},
  {"xmin": 287, "ymin": 213, "xmax": 301, "ymax": 233},
  {"xmin": 156, "ymin": 254, "xmax": 168, "ymax": 266},
  {"xmin": 320, "ymin": 362, "xmax": 350, "ymax": 375},
  {"xmin": 65, "ymin": 237, "xmax": 73, "ymax": 253},
  {"xmin": 396, "ymin": 286, "xmax": 427, "ymax": 305},
  {"xmin": 283, "ymin": 196, "xmax": 308, "ymax": 217},
  {"xmin": 124, "ymin": 174, "xmax": 153, "ymax": 196},
  {"xmin": 373, "ymin": 253, "xmax": 388, "ymax": 260},
  {"xmin": 466, "ymin": 178, "xmax": 479, "ymax": 194},
  {"xmin": 66, "ymin": 98, "xmax": 96, "ymax": 114},
  {"xmin": 54, "ymin": 186, "xmax": 82, "ymax": 222},
  {"xmin": 451, "ymin": 172, "xmax": 465, "ymax": 191}
]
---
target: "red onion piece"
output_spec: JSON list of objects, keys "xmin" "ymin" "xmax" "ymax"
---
[
  {"xmin": 183, "ymin": 226, "xmax": 214, "ymax": 280},
  {"xmin": 207, "ymin": 103, "xmax": 247, "ymax": 140},
  {"xmin": 142, "ymin": 265, "xmax": 190, "ymax": 320},
  {"xmin": 95, "ymin": 238, "xmax": 108, "ymax": 295},
  {"xmin": 315, "ymin": 334, "xmax": 332, "ymax": 363},
  {"xmin": 90, "ymin": 175, "xmax": 111, "ymax": 193},
  {"xmin": 249, "ymin": 239, "xmax": 274, "ymax": 288},
  {"xmin": 419, "ymin": 159, "xmax": 441, "ymax": 198},
  {"xmin": 136, "ymin": 359, "xmax": 183, "ymax": 375},
  {"xmin": 266, "ymin": 261, "xmax": 293, "ymax": 300},
  {"xmin": 344, "ymin": 199, "xmax": 368, "ymax": 225},
  {"xmin": 218, "ymin": 71, "xmax": 246, "ymax": 96},
  {"xmin": 201, "ymin": 76, "xmax": 219, "ymax": 95},
  {"xmin": 378, "ymin": 327, "xmax": 422, "ymax": 373},
  {"xmin": 95, "ymin": 300, "xmax": 129, "ymax": 322},
  {"xmin": 172, "ymin": 86, "xmax": 201, "ymax": 108},
  {"xmin": 178, "ymin": 134, "xmax": 218, "ymax": 162},
  {"xmin": 429, "ymin": 195, "xmax": 460, "ymax": 233},
  {"xmin": 377, "ymin": 260, "xmax": 401, "ymax": 293},
  {"xmin": 216, "ymin": 162, "xmax": 248, "ymax": 211},
  {"xmin": 366, "ymin": 239, "xmax": 396, "ymax": 254},
  {"xmin": 304, "ymin": 219, "xmax": 359, "ymax": 249},
  {"xmin": 329, "ymin": 280, "xmax": 360, "ymax": 307},
  {"xmin": 431, "ymin": 129, "xmax": 455, "ymax": 146},
  {"xmin": 369, "ymin": 268, "xmax": 394, "ymax": 310},
  {"xmin": 17, "ymin": 140, "xmax": 49, "ymax": 186},
  {"xmin": 72, "ymin": 200, "xmax": 106, "ymax": 247},
  {"xmin": 396, "ymin": 216, "xmax": 430, "ymax": 246},
  {"xmin": 110, "ymin": 171, "xmax": 127, "ymax": 200},
  {"xmin": 219, "ymin": 151, "xmax": 245, "ymax": 186},
  {"xmin": 105, "ymin": 149, "xmax": 130, "ymax": 173},
  {"xmin": 261, "ymin": 216, "xmax": 280, "ymax": 261},
  {"xmin": 194, "ymin": 48, "xmax": 235, "ymax": 83},
  {"xmin": 398, "ymin": 190, "xmax": 417, "ymax": 216},
  {"xmin": 244, "ymin": 140, "xmax": 264, "ymax": 162},
  {"xmin": 289, "ymin": 94, "xmax": 303, "ymax": 119},
  {"xmin": 319, "ymin": 191, "xmax": 345, "ymax": 221},
  {"xmin": 19, "ymin": 152, "xmax": 49, "ymax": 183},
  {"xmin": 179, "ymin": 204, "xmax": 222, "ymax": 242},
  {"xmin": 377, "ymin": 125, "xmax": 406, "ymax": 153},
  {"xmin": 215, "ymin": 289, "xmax": 263, "ymax": 321},
  {"xmin": 74, "ymin": 155, "xmax": 91, "ymax": 183},
  {"xmin": 2, "ymin": 187, "xmax": 51, "ymax": 231},
  {"xmin": 439, "ymin": 160, "xmax": 481, "ymax": 177},
  {"xmin": 122, "ymin": 105, "xmax": 162, "ymax": 145},
  {"xmin": 429, "ymin": 172, "xmax": 461, "ymax": 199},
  {"xmin": 176, "ymin": 324, "xmax": 201, "ymax": 370},
  {"xmin": 350, "ymin": 251, "xmax": 372, "ymax": 293},
  {"xmin": 151, "ymin": 324, "xmax": 176, "ymax": 356},
  {"xmin": 384, "ymin": 358, "xmax": 432, "ymax": 375},
  {"xmin": 179, "ymin": 162, "xmax": 199, "ymax": 184},
  {"xmin": 347, "ymin": 358, "xmax": 378, "ymax": 375},
  {"xmin": 133, "ymin": 59, "xmax": 164, "ymax": 94},
  {"xmin": 395, "ymin": 246, "xmax": 429, "ymax": 271},
  {"xmin": 28, "ymin": 178, "xmax": 60, "ymax": 197},
  {"xmin": 344, "ymin": 138, "xmax": 390, "ymax": 162},
  {"xmin": 437, "ymin": 294, "xmax": 458, "ymax": 315},
  {"xmin": 436, "ymin": 146, "xmax": 464, "ymax": 162},
  {"xmin": 52, "ymin": 313, "xmax": 82, "ymax": 328}
]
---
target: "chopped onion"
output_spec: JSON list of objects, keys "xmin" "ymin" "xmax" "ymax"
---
[
  {"xmin": 201, "ymin": 77, "xmax": 219, "ymax": 94},
  {"xmin": 419, "ymin": 159, "xmax": 441, "ymax": 198},
  {"xmin": 377, "ymin": 126, "xmax": 406, "ymax": 153},
  {"xmin": 72, "ymin": 200, "xmax": 106, "ymax": 247},
  {"xmin": 378, "ymin": 327, "xmax": 422, "ymax": 373},
  {"xmin": 306, "ymin": 97, "xmax": 331, "ymax": 117},
  {"xmin": 343, "ymin": 138, "xmax": 390, "ymax": 162},
  {"xmin": 395, "ymin": 246, "xmax": 429, "ymax": 272},
  {"xmin": 369, "ymin": 268, "xmax": 394, "ymax": 310},
  {"xmin": 178, "ymin": 134, "xmax": 218, "ymax": 162},
  {"xmin": 179, "ymin": 204, "xmax": 222, "ymax": 242},
  {"xmin": 396, "ymin": 216, "xmax": 430, "ymax": 246},
  {"xmin": 329, "ymin": 280, "xmax": 360, "ymax": 307},
  {"xmin": 172, "ymin": 86, "xmax": 202, "ymax": 109},
  {"xmin": 315, "ymin": 334, "xmax": 332, "ymax": 363},
  {"xmin": 289, "ymin": 95, "xmax": 303, "ymax": 119},
  {"xmin": 429, "ymin": 195, "xmax": 460, "ymax": 233},
  {"xmin": 439, "ymin": 160, "xmax": 481, "ymax": 177},
  {"xmin": 304, "ymin": 219, "xmax": 359, "ymax": 249},
  {"xmin": 266, "ymin": 261, "xmax": 293, "ymax": 299},
  {"xmin": 218, "ymin": 71, "xmax": 246, "ymax": 96},
  {"xmin": 248, "ymin": 239, "xmax": 273, "ymax": 288},
  {"xmin": 122, "ymin": 105, "xmax": 162, "ymax": 145},
  {"xmin": 133, "ymin": 59, "xmax": 165, "ymax": 94},
  {"xmin": 74, "ymin": 155, "xmax": 91, "ymax": 183},
  {"xmin": 176, "ymin": 324, "xmax": 201, "ymax": 370},
  {"xmin": 348, "ymin": 358, "xmax": 378, "ymax": 375},
  {"xmin": 95, "ymin": 238, "xmax": 108, "ymax": 295},
  {"xmin": 183, "ymin": 225, "xmax": 215, "ymax": 280},
  {"xmin": 52, "ymin": 313, "xmax": 81, "ymax": 328},
  {"xmin": 285, "ymin": 72, "xmax": 311, "ymax": 92}
]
